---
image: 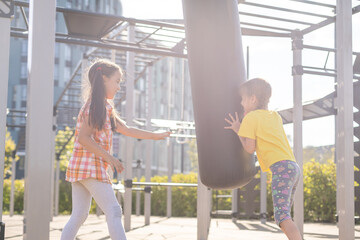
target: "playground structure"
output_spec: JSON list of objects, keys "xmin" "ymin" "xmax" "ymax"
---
[{"xmin": 0, "ymin": 0, "xmax": 359, "ymax": 240}]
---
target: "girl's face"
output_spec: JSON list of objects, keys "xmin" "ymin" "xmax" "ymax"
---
[
  {"xmin": 103, "ymin": 70, "xmax": 121, "ymax": 99},
  {"xmin": 241, "ymin": 94, "xmax": 258, "ymax": 115}
]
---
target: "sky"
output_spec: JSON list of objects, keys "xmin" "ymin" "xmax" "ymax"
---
[{"xmin": 121, "ymin": 0, "xmax": 360, "ymax": 147}]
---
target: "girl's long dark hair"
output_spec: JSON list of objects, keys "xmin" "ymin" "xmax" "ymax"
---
[{"xmin": 85, "ymin": 59, "xmax": 123, "ymax": 131}]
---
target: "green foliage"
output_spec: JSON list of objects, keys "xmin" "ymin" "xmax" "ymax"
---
[
  {"xmin": 2, "ymin": 179, "xmax": 24, "ymax": 214},
  {"xmin": 4, "ymin": 130, "xmax": 19, "ymax": 177},
  {"xmin": 55, "ymin": 127, "xmax": 75, "ymax": 171},
  {"xmin": 187, "ymin": 139, "xmax": 198, "ymax": 172},
  {"xmin": 3, "ymin": 161, "xmax": 339, "ymax": 222}
]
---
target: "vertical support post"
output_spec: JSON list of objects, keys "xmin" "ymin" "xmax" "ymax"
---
[
  {"xmin": 292, "ymin": 29, "xmax": 304, "ymax": 236},
  {"xmin": 24, "ymin": 0, "xmax": 56, "ymax": 239},
  {"xmin": 49, "ymin": 113, "xmax": 56, "ymax": 221},
  {"xmin": 197, "ymin": 178, "xmax": 211, "ymax": 240},
  {"xmin": 231, "ymin": 189, "xmax": 238, "ymax": 221},
  {"xmin": 260, "ymin": 171, "xmax": 267, "ymax": 224},
  {"xmin": 54, "ymin": 154, "xmax": 60, "ymax": 216},
  {"xmin": 336, "ymin": 1, "xmax": 354, "ymax": 239},
  {"xmin": 144, "ymin": 66, "xmax": 153, "ymax": 225},
  {"xmin": 124, "ymin": 23, "xmax": 135, "ymax": 232},
  {"xmin": 0, "ymin": 1, "xmax": 13, "ymax": 227},
  {"xmin": 10, "ymin": 153, "xmax": 16, "ymax": 217},
  {"xmin": 136, "ymin": 160, "xmax": 141, "ymax": 216},
  {"xmin": 167, "ymin": 58, "xmax": 173, "ymax": 218},
  {"xmin": 167, "ymin": 140, "xmax": 173, "ymax": 218}
]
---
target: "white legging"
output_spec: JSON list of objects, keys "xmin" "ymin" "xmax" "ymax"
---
[{"xmin": 60, "ymin": 178, "xmax": 127, "ymax": 240}]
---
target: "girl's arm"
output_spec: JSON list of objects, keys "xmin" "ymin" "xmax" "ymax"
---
[
  {"xmin": 78, "ymin": 115, "xmax": 124, "ymax": 173},
  {"xmin": 115, "ymin": 118, "xmax": 170, "ymax": 140},
  {"xmin": 224, "ymin": 112, "xmax": 256, "ymax": 154}
]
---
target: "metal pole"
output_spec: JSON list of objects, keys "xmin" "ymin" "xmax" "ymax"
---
[
  {"xmin": 197, "ymin": 178, "xmax": 211, "ymax": 240},
  {"xmin": 231, "ymin": 189, "xmax": 238, "ymax": 222},
  {"xmin": 167, "ymin": 58, "xmax": 173, "ymax": 218},
  {"xmin": 49, "ymin": 114, "xmax": 56, "ymax": 221},
  {"xmin": 136, "ymin": 160, "xmax": 141, "ymax": 216},
  {"xmin": 292, "ymin": 29, "xmax": 304, "ymax": 236},
  {"xmin": 260, "ymin": 171, "xmax": 267, "ymax": 224},
  {"xmin": 167, "ymin": 139, "xmax": 173, "ymax": 218},
  {"xmin": 0, "ymin": 3, "xmax": 13, "ymax": 227},
  {"xmin": 24, "ymin": 0, "xmax": 56, "ymax": 238},
  {"xmin": 336, "ymin": 1, "xmax": 354, "ymax": 239},
  {"xmin": 10, "ymin": 154, "xmax": 16, "ymax": 217},
  {"xmin": 124, "ymin": 23, "xmax": 135, "ymax": 232},
  {"xmin": 54, "ymin": 155, "xmax": 60, "ymax": 216},
  {"xmin": 144, "ymin": 66, "xmax": 153, "ymax": 225}
]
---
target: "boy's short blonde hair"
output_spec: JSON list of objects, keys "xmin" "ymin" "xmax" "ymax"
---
[{"xmin": 239, "ymin": 78, "xmax": 272, "ymax": 109}]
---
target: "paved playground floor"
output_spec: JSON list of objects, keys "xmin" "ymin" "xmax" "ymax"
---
[{"xmin": 3, "ymin": 214, "xmax": 360, "ymax": 239}]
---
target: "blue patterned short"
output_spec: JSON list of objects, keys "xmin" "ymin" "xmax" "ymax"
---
[{"xmin": 270, "ymin": 160, "xmax": 300, "ymax": 227}]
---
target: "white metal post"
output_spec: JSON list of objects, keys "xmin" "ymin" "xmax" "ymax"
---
[
  {"xmin": 197, "ymin": 178, "xmax": 211, "ymax": 240},
  {"xmin": 0, "ymin": 8, "xmax": 12, "ymax": 225},
  {"xmin": 144, "ymin": 66, "xmax": 153, "ymax": 225},
  {"xmin": 24, "ymin": 0, "xmax": 56, "ymax": 239},
  {"xmin": 231, "ymin": 189, "xmax": 238, "ymax": 222},
  {"xmin": 292, "ymin": 30, "xmax": 304, "ymax": 236},
  {"xmin": 54, "ymin": 156, "xmax": 60, "ymax": 216},
  {"xmin": 260, "ymin": 171, "xmax": 267, "ymax": 224},
  {"xmin": 124, "ymin": 23, "xmax": 135, "ymax": 232},
  {"xmin": 336, "ymin": 1, "xmax": 354, "ymax": 239},
  {"xmin": 167, "ymin": 140, "xmax": 173, "ymax": 218},
  {"xmin": 167, "ymin": 58, "xmax": 173, "ymax": 218},
  {"xmin": 10, "ymin": 156, "xmax": 16, "ymax": 217},
  {"xmin": 136, "ymin": 160, "xmax": 141, "ymax": 216},
  {"xmin": 50, "ymin": 115, "xmax": 56, "ymax": 221}
]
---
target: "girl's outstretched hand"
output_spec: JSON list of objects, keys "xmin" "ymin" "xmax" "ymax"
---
[
  {"xmin": 224, "ymin": 112, "xmax": 241, "ymax": 134},
  {"xmin": 106, "ymin": 156, "xmax": 124, "ymax": 173},
  {"xmin": 152, "ymin": 131, "xmax": 171, "ymax": 140}
]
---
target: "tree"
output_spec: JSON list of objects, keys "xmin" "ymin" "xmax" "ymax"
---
[
  {"xmin": 187, "ymin": 139, "xmax": 198, "ymax": 172},
  {"xmin": 4, "ymin": 130, "xmax": 18, "ymax": 177},
  {"xmin": 55, "ymin": 127, "xmax": 75, "ymax": 172}
]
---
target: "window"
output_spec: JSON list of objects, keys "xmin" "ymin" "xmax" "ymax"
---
[
  {"xmin": 21, "ymin": 41, "xmax": 28, "ymax": 56},
  {"xmin": 20, "ymin": 62, "xmax": 27, "ymax": 78},
  {"xmin": 65, "ymin": 45, "xmax": 71, "ymax": 61}
]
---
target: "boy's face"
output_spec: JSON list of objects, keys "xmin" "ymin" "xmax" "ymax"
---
[{"xmin": 241, "ymin": 94, "xmax": 257, "ymax": 115}]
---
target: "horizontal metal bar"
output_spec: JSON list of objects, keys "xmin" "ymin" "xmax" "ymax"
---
[
  {"xmin": 239, "ymin": 11, "xmax": 314, "ymax": 26},
  {"xmin": 301, "ymin": 17, "xmax": 335, "ymax": 35},
  {"xmin": 303, "ymin": 66, "xmax": 336, "ymax": 72},
  {"xmin": 6, "ymin": 124, "xmax": 26, "ymax": 128},
  {"xmin": 288, "ymin": 0, "xmax": 336, "ymax": 8},
  {"xmin": 10, "ymin": 32, "xmax": 188, "ymax": 59},
  {"xmin": 7, "ymin": 108, "xmax": 26, "ymax": 113},
  {"xmin": 303, "ymin": 69, "xmax": 336, "ymax": 77},
  {"xmin": 303, "ymin": 45, "xmax": 360, "ymax": 56},
  {"xmin": 14, "ymin": 1, "xmax": 185, "ymax": 31},
  {"xmin": 239, "ymin": 1, "xmax": 332, "ymax": 19},
  {"xmin": 241, "ymin": 27, "xmax": 291, "ymax": 37},
  {"xmin": 132, "ymin": 182, "xmax": 198, "ymax": 187},
  {"xmin": 241, "ymin": 21, "xmax": 293, "ymax": 32}
]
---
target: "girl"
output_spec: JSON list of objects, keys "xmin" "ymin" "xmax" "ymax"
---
[
  {"xmin": 61, "ymin": 59, "xmax": 170, "ymax": 240},
  {"xmin": 224, "ymin": 78, "xmax": 302, "ymax": 240}
]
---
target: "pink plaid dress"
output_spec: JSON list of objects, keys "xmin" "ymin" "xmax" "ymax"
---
[{"xmin": 66, "ymin": 101, "xmax": 113, "ymax": 184}]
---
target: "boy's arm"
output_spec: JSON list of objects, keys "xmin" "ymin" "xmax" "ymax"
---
[{"xmin": 238, "ymin": 136, "xmax": 256, "ymax": 154}]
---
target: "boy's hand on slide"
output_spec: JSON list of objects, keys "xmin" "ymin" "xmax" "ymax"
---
[
  {"xmin": 224, "ymin": 112, "xmax": 241, "ymax": 134},
  {"xmin": 152, "ymin": 131, "xmax": 171, "ymax": 140}
]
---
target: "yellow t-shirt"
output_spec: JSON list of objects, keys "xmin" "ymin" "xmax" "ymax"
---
[{"xmin": 238, "ymin": 109, "xmax": 296, "ymax": 172}]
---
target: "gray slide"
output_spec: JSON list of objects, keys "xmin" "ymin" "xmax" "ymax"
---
[{"xmin": 183, "ymin": 0, "xmax": 257, "ymax": 189}]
